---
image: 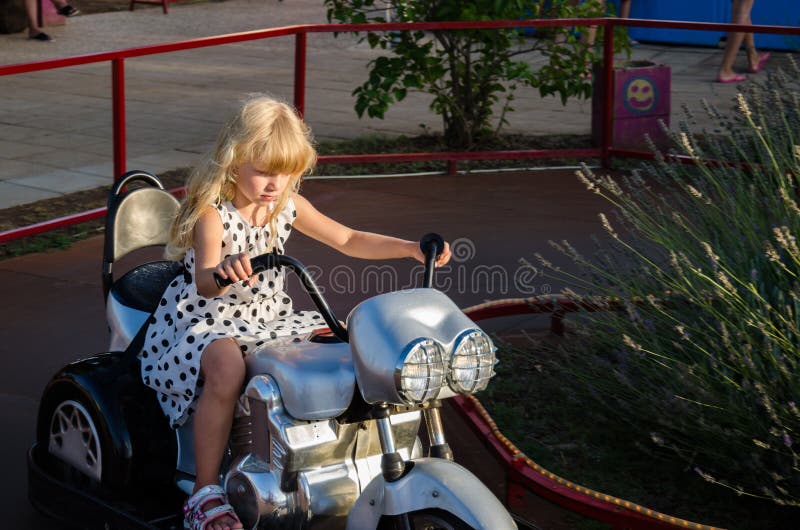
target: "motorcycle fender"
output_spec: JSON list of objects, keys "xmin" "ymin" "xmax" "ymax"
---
[{"xmin": 346, "ymin": 457, "xmax": 517, "ymax": 530}]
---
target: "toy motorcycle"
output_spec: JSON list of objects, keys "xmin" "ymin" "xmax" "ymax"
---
[{"xmin": 27, "ymin": 170, "xmax": 517, "ymax": 530}]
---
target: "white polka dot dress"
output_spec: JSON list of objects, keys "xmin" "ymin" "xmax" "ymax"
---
[{"xmin": 140, "ymin": 198, "xmax": 324, "ymax": 427}]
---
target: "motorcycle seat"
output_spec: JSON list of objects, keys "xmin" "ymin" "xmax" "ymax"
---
[
  {"xmin": 102, "ymin": 170, "xmax": 181, "ymax": 305},
  {"xmin": 110, "ymin": 260, "xmax": 184, "ymax": 314},
  {"xmin": 245, "ymin": 337, "xmax": 355, "ymax": 421}
]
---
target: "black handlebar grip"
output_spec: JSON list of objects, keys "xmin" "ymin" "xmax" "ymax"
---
[
  {"xmin": 420, "ymin": 233, "xmax": 444, "ymax": 289},
  {"xmin": 213, "ymin": 272, "xmax": 233, "ymax": 289},
  {"xmin": 420, "ymin": 233, "xmax": 445, "ymax": 259},
  {"xmin": 213, "ymin": 254, "xmax": 278, "ymax": 289}
]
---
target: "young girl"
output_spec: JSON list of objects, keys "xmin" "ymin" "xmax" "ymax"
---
[{"xmin": 140, "ymin": 95, "xmax": 451, "ymax": 530}]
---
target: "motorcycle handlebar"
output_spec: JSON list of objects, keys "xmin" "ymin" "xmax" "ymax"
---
[
  {"xmin": 419, "ymin": 232, "xmax": 445, "ymax": 289},
  {"xmin": 213, "ymin": 252, "xmax": 279, "ymax": 289},
  {"xmin": 214, "ymin": 253, "xmax": 349, "ymax": 343},
  {"xmin": 211, "ymin": 233, "xmax": 445, "ymax": 342}
]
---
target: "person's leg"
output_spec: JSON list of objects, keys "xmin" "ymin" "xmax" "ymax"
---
[
  {"xmin": 581, "ymin": 0, "xmax": 605, "ymax": 46},
  {"xmin": 742, "ymin": 9, "xmax": 756, "ymax": 60},
  {"xmin": 618, "ymin": 1, "xmax": 638, "ymax": 44},
  {"xmin": 742, "ymin": 10, "xmax": 769, "ymax": 72},
  {"xmin": 192, "ymin": 338, "xmax": 245, "ymax": 530},
  {"xmin": 619, "ymin": 0, "xmax": 631, "ymax": 19},
  {"xmin": 583, "ymin": 26, "xmax": 598, "ymax": 46},
  {"xmin": 23, "ymin": 0, "xmax": 45, "ymax": 37},
  {"xmin": 718, "ymin": 0, "xmax": 754, "ymax": 81},
  {"xmin": 555, "ymin": 0, "xmax": 580, "ymax": 45}
]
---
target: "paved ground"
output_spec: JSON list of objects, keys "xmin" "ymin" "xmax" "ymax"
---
[
  {"xmin": 1, "ymin": 169, "xmax": 610, "ymax": 529},
  {"xmin": 0, "ymin": 0, "xmax": 780, "ymax": 209}
]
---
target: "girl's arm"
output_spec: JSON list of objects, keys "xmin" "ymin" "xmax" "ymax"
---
[
  {"xmin": 193, "ymin": 206, "xmax": 255, "ymax": 298},
  {"xmin": 292, "ymin": 193, "xmax": 451, "ymax": 266}
]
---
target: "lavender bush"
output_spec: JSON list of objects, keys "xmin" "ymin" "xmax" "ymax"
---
[{"xmin": 539, "ymin": 60, "xmax": 800, "ymax": 505}]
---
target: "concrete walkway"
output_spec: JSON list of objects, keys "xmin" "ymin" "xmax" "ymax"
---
[{"xmin": 0, "ymin": 0, "xmax": 772, "ymax": 208}]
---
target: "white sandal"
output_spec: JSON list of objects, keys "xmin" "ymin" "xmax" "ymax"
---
[{"xmin": 183, "ymin": 484, "xmax": 242, "ymax": 530}]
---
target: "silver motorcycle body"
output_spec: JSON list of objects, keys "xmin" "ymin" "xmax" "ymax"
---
[{"xmin": 106, "ymin": 286, "xmax": 515, "ymax": 529}]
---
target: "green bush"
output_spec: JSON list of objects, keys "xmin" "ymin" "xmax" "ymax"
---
[
  {"xmin": 538, "ymin": 60, "xmax": 800, "ymax": 506},
  {"xmin": 324, "ymin": 0, "xmax": 627, "ymax": 149}
]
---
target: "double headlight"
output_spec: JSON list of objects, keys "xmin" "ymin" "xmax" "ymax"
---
[{"xmin": 396, "ymin": 330, "xmax": 497, "ymax": 404}]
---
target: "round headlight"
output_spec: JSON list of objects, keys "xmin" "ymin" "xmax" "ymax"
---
[
  {"xmin": 449, "ymin": 330, "xmax": 496, "ymax": 394},
  {"xmin": 396, "ymin": 338, "xmax": 446, "ymax": 403}
]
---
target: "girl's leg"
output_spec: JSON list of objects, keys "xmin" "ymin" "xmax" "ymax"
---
[
  {"xmin": 192, "ymin": 338, "xmax": 245, "ymax": 530},
  {"xmin": 718, "ymin": 0, "xmax": 755, "ymax": 81}
]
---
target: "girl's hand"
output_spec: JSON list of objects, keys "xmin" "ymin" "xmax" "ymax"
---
[
  {"xmin": 413, "ymin": 240, "xmax": 452, "ymax": 268},
  {"xmin": 215, "ymin": 252, "xmax": 257, "ymax": 287}
]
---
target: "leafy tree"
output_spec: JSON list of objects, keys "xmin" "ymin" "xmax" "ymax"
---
[{"xmin": 325, "ymin": 0, "xmax": 626, "ymax": 149}]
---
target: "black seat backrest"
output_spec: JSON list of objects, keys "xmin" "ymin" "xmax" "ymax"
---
[{"xmin": 102, "ymin": 171, "xmax": 181, "ymax": 302}]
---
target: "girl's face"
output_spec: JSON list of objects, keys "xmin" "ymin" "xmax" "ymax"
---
[{"xmin": 233, "ymin": 162, "xmax": 292, "ymax": 207}]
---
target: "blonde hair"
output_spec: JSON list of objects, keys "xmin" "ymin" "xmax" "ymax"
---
[{"xmin": 166, "ymin": 95, "xmax": 317, "ymax": 260}]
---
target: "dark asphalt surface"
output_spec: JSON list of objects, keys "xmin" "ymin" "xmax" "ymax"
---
[{"xmin": 1, "ymin": 169, "xmax": 609, "ymax": 529}]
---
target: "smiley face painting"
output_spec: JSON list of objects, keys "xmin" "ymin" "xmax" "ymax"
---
[
  {"xmin": 623, "ymin": 76, "xmax": 657, "ymax": 115},
  {"xmin": 598, "ymin": 64, "xmax": 671, "ymax": 150}
]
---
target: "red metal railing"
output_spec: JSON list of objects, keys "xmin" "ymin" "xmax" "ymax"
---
[{"xmin": 1, "ymin": 18, "xmax": 799, "ymax": 244}]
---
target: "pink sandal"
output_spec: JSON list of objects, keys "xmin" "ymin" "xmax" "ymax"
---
[
  {"xmin": 747, "ymin": 52, "xmax": 771, "ymax": 74},
  {"xmin": 183, "ymin": 484, "xmax": 242, "ymax": 530},
  {"xmin": 717, "ymin": 73, "xmax": 747, "ymax": 84}
]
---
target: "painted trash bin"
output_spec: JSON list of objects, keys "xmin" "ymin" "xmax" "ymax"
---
[{"xmin": 592, "ymin": 60, "xmax": 671, "ymax": 151}]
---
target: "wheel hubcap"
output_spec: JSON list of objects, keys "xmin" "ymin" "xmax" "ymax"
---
[{"xmin": 48, "ymin": 399, "xmax": 102, "ymax": 481}]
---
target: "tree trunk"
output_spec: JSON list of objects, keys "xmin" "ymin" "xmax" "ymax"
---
[{"xmin": 0, "ymin": 0, "xmax": 28, "ymax": 34}]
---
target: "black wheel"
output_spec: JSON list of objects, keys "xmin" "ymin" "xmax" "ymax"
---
[{"xmin": 378, "ymin": 509, "xmax": 474, "ymax": 530}]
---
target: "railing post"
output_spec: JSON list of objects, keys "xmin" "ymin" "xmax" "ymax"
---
[
  {"xmin": 294, "ymin": 31, "xmax": 307, "ymax": 118},
  {"xmin": 601, "ymin": 19, "xmax": 615, "ymax": 169},
  {"xmin": 112, "ymin": 59, "xmax": 126, "ymax": 179},
  {"xmin": 447, "ymin": 160, "xmax": 458, "ymax": 176}
]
